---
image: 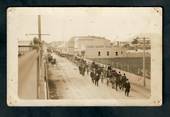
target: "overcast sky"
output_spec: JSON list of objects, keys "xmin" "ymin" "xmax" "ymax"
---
[{"xmin": 8, "ymin": 7, "xmax": 162, "ymax": 43}]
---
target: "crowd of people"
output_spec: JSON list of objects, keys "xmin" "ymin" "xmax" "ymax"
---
[
  {"xmin": 56, "ymin": 52, "xmax": 131, "ymax": 97},
  {"xmin": 73, "ymin": 56, "xmax": 131, "ymax": 97}
]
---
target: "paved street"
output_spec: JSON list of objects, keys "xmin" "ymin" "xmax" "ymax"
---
[{"xmin": 48, "ymin": 53, "xmax": 150, "ymax": 99}]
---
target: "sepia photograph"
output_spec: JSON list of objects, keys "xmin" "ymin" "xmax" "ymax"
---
[{"xmin": 7, "ymin": 7, "xmax": 162, "ymax": 106}]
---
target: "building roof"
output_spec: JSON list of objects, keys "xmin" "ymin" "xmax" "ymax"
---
[{"xmin": 71, "ymin": 36, "xmax": 109, "ymax": 41}]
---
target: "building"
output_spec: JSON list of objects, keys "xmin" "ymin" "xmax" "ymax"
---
[
  {"xmin": 18, "ymin": 40, "xmax": 32, "ymax": 53},
  {"xmin": 65, "ymin": 38, "xmax": 75, "ymax": 55},
  {"xmin": 84, "ymin": 45, "xmax": 126, "ymax": 59},
  {"xmin": 65, "ymin": 36, "xmax": 126, "ymax": 59}
]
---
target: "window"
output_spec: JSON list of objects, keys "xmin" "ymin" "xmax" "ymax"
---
[
  {"xmin": 98, "ymin": 51, "xmax": 101, "ymax": 56},
  {"xmin": 115, "ymin": 52, "xmax": 118, "ymax": 56},
  {"xmin": 121, "ymin": 51, "xmax": 123, "ymax": 54},
  {"xmin": 107, "ymin": 51, "xmax": 109, "ymax": 56}
]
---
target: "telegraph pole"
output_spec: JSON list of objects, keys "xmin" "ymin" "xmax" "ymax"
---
[
  {"xmin": 25, "ymin": 15, "xmax": 50, "ymax": 99},
  {"xmin": 37, "ymin": 15, "xmax": 42, "ymax": 99},
  {"xmin": 143, "ymin": 37, "xmax": 146, "ymax": 87},
  {"xmin": 38, "ymin": 15, "xmax": 41, "ymax": 41},
  {"xmin": 134, "ymin": 36, "xmax": 149, "ymax": 87},
  {"xmin": 38, "ymin": 15, "xmax": 42, "ymax": 69}
]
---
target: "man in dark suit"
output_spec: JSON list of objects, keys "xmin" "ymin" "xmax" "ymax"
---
[{"xmin": 125, "ymin": 79, "xmax": 131, "ymax": 96}]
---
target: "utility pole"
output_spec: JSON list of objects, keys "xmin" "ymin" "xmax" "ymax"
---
[
  {"xmin": 38, "ymin": 15, "xmax": 41, "ymax": 41},
  {"xmin": 134, "ymin": 36, "xmax": 149, "ymax": 87},
  {"xmin": 143, "ymin": 37, "xmax": 146, "ymax": 87},
  {"xmin": 25, "ymin": 15, "xmax": 50, "ymax": 99}
]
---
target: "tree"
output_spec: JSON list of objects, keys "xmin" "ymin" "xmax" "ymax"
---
[
  {"xmin": 32, "ymin": 37, "xmax": 41, "ymax": 50},
  {"xmin": 131, "ymin": 39, "xmax": 139, "ymax": 44},
  {"xmin": 33, "ymin": 37, "xmax": 41, "ymax": 45},
  {"xmin": 131, "ymin": 38, "xmax": 139, "ymax": 51},
  {"xmin": 123, "ymin": 43, "xmax": 130, "ymax": 48}
]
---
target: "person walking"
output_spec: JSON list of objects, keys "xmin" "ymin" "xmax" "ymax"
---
[
  {"xmin": 122, "ymin": 73, "xmax": 128, "ymax": 90},
  {"xmin": 91, "ymin": 61, "xmax": 96, "ymax": 71},
  {"xmin": 106, "ymin": 65, "xmax": 112, "ymax": 86},
  {"xmin": 94, "ymin": 72, "xmax": 100, "ymax": 86},
  {"xmin": 125, "ymin": 79, "xmax": 131, "ymax": 96},
  {"xmin": 115, "ymin": 71, "xmax": 120, "ymax": 91},
  {"xmin": 100, "ymin": 69, "xmax": 104, "ymax": 83},
  {"xmin": 78, "ymin": 64, "xmax": 82, "ymax": 75},
  {"xmin": 94, "ymin": 66, "xmax": 101, "ymax": 86},
  {"xmin": 86, "ymin": 64, "xmax": 90, "ymax": 75},
  {"xmin": 90, "ymin": 69, "xmax": 95, "ymax": 83},
  {"xmin": 118, "ymin": 71, "xmax": 122, "ymax": 90}
]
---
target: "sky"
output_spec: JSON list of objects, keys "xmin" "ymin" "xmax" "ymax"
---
[{"xmin": 8, "ymin": 7, "xmax": 162, "ymax": 43}]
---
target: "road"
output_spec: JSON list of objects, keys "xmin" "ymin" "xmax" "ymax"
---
[
  {"xmin": 18, "ymin": 50, "xmax": 38, "ymax": 99},
  {"xmin": 48, "ymin": 53, "xmax": 150, "ymax": 99}
]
